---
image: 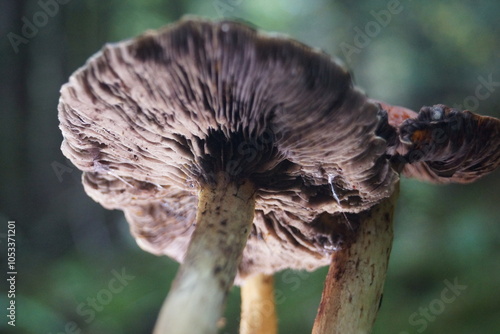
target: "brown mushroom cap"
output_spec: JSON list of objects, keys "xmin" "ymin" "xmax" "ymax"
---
[
  {"xmin": 398, "ymin": 105, "xmax": 500, "ymax": 183},
  {"xmin": 59, "ymin": 18, "xmax": 399, "ymax": 277}
]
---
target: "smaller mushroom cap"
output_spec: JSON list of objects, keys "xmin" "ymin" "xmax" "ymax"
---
[{"xmin": 397, "ymin": 105, "xmax": 500, "ymax": 183}]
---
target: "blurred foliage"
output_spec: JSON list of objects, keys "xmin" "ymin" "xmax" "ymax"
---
[{"xmin": 1, "ymin": 0, "xmax": 499, "ymax": 333}]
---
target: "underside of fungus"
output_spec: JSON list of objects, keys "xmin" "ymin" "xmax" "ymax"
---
[
  {"xmin": 60, "ymin": 18, "xmax": 400, "ymax": 276},
  {"xmin": 59, "ymin": 18, "xmax": 500, "ymax": 334}
]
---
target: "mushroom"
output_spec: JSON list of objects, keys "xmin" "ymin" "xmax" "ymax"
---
[{"xmin": 58, "ymin": 18, "xmax": 500, "ymax": 334}]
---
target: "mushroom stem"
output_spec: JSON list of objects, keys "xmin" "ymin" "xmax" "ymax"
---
[
  {"xmin": 154, "ymin": 173, "xmax": 256, "ymax": 334},
  {"xmin": 311, "ymin": 186, "xmax": 399, "ymax": 334},
  {"xmin": 240, "ymin": 273, "xmax": 277, "ymax": 334}
]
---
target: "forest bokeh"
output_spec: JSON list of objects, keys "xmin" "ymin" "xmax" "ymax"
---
[{"xmin": 1, "ymin": 0, "xmax": 499, "ymax": 333}]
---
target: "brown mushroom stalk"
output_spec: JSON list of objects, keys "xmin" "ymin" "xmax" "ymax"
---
[
  {"xmin": 312, "ymin": 187, "xmax": 399, "ymax": 334},
  {"xmin": 154, "ymin": 173, "xmax": 255, "ymax": 334},
  {"xmin": 240, "ymin": 273, "xmax": 277, "ymax": 334}
]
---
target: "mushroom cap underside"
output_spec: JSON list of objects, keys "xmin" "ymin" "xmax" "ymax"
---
[
  {"xmin": 397, "ymin": 105, "xmax": 500, "ymax": 183},
  {"xmin": 59, "ymin": 18, "xmax": 401, "ymax": 276}
]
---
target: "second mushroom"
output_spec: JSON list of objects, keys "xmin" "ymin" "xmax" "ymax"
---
[{"xmin": 58, "ymin": 18, "xmax": 500, "ymax": 334}]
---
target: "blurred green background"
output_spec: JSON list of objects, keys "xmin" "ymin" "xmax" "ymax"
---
[{"xmin": 1, "ymin": 0, "xmax": 499, "ymax": 333}]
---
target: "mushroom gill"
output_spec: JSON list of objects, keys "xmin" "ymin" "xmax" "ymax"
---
[{"xmin": 59, "ymin": 19, "xmax": 398, "ymax": 277}]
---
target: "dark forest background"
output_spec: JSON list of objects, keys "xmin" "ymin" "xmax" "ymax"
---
[{"xmin": 1, "ymin": 0, "xmax": 499, "ymax": 333}]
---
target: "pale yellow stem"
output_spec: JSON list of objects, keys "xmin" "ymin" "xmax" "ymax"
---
[{"xmin": 240, "ymin": 273, "xmax": 277, "ymax": 334}]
